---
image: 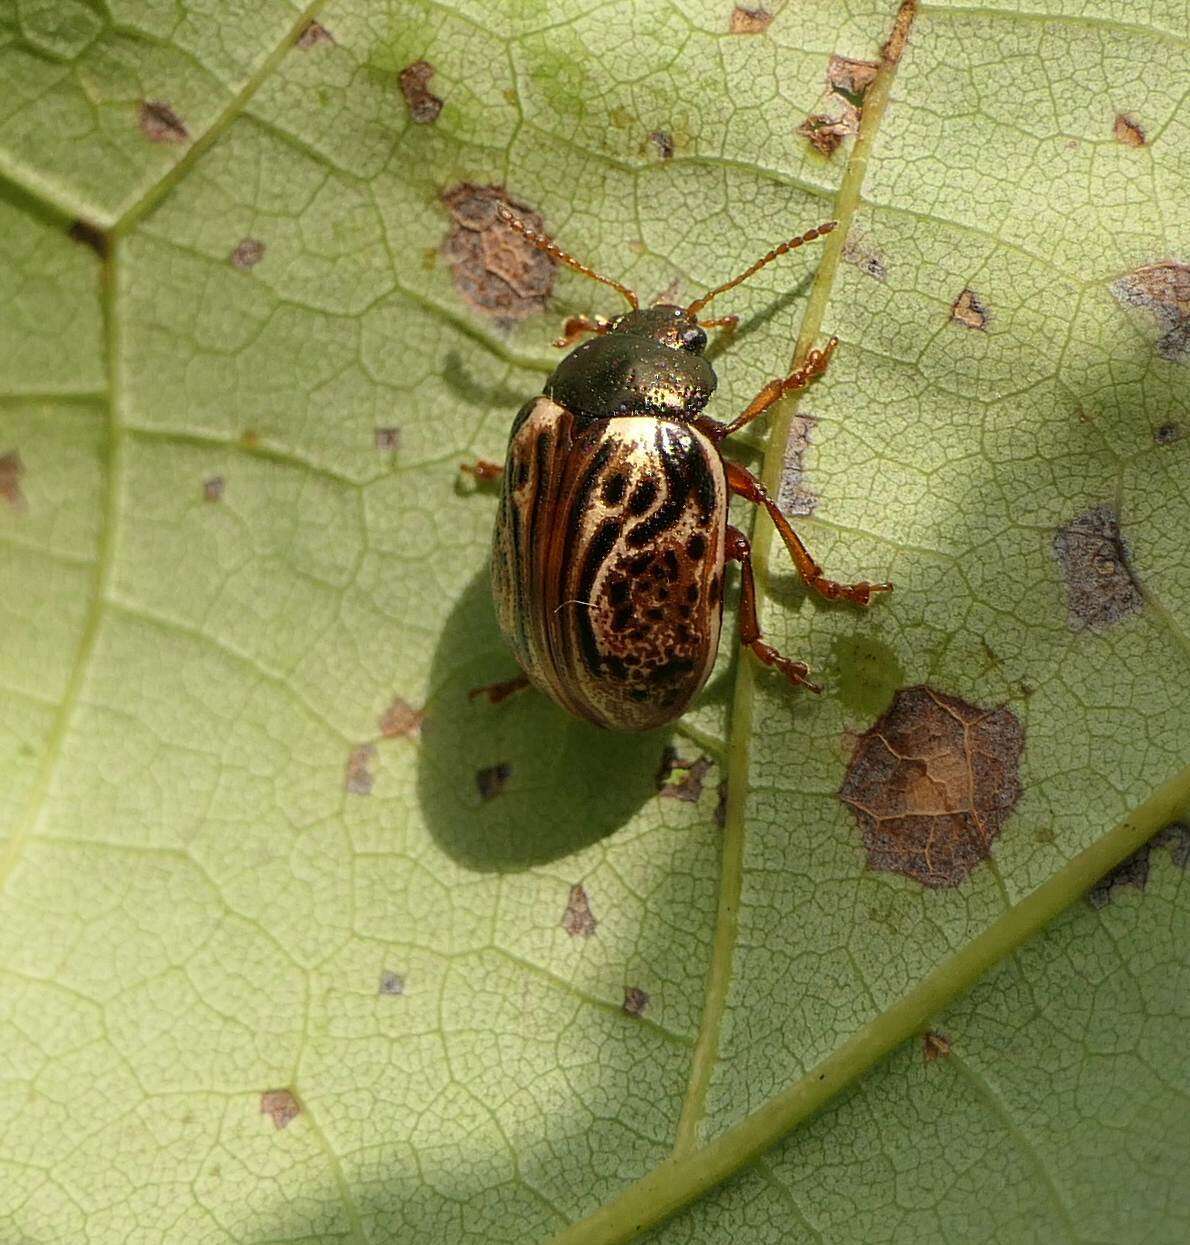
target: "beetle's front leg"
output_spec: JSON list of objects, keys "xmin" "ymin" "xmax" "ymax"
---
[
  {"xmin": 726, "ymin": 525, "xmax": 821, "ymax": 694},
  {"xmin": 695, "ymin": 337, "xmax": 838, "ymax": 444},
  {"xmin": 725, "ymin": 461, "xmax": 893, "ymax": 606}
]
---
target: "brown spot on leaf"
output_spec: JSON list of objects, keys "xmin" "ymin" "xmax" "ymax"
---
[
  {"xmin": 1089, "ymin": 823, "xmax": 1189, "ymax": 908},
  {"xmin": 922, "ymin": 1030, "xmax": 952, "ymax": 1062},
  {"xmin": 622, "ymin": 986, "xmax": 650, "ymax": 1017},
  {"xmin": 1052, "ymin": 503, "xmax": 1143, "ymax": 631},
  {"xmin": 655, "ymin": 746, "xmax": 713, "ymax": 803},
  {"xmin": 345, "ymin": 744, "xmax": 377, "ymax": 795},
  {"xmin": 714, "ymin": 781, "xmax": 728, "ymax": 829},
  {"xmin": 139, "ymin": 100, "xmax": 188, "ymax": 144},
  {"xmin": 69, "ymin": 219, "xmax": 108, "ymax": 259},
  {"xmin": 379, "ymin": 969, "xmax": 405, "ymax": 996},
  {"xmin": 797, "ymin": 110, "xmax": 856, "ymax": 157},
  {"xmin": 562, "ymin": 883, "xmax": 598, "ymax": 938},
  {"xmin": 441, "ymin": 184, "xmax": 556, "ymax": 322},
  {"xmin": 839, "ymin": 685, "xmax": 1024, "ymax": 888},
  {"xmin": 374, "ymin": 426, "xmax": 400, "ymax": 452},
  {"xmin": 202, "ymin": 475, "xmax": 224, "ymax": 503},
  {"xmin": 729, "ymin": 6, "xmax": 772, "ymax": 33},
  {"xmin": 296, "ymin": 21, "xmax": 334, "ymax": 49},
  {"xmin": 476, "ymin": 761, "xmax": 511, "ymax": 801},
  {"xmin": 379, "ymin": 696, "xmax": 423, "ymax": 738},
  {"xmin": 1154, "ymin": 422, "xmax": 1180, "ymax": 445},
  {"xmin": 399, "ymin": 60, "xmax": 443, "ymax": 125},
  {"xmin": 260, "ymin": 1089, "xmax": 300, "ymax": 1129},
  {"xmin": 881, "ymin": 0, "xmax": 919, "ymax": 68},
  {"xmin": 1113, "ymin": 113, "xmax": 1147, "ymax": 147},
  {"xmin": 648, "ymin": 130, "xmax": 675, "ymax": 159},
  {"xmin": 828, "ymin": 55, "xmax": 879, "ymax": 102},
  {"xmin": 230, "ymin": 238, "xmax": 265, "ymax": 270},
  {"xmin": 0, "ymin": 451, "xmax": 26, "ymax": 512},
  {"xmin": 1110, "ymin": 261, "xmax": 1190, "ymax": 364},
  {"xmin": 950, "ymin": 288, "xmax": 989, "ymax": 330},
  {"xmin": 778, "ymin": 413, "xmax": 818, "ymax": 517},
  {"xmin": 842, "ymin": 234, "xmax": 887, "ymax": 281}
]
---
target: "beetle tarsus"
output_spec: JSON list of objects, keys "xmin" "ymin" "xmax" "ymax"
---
[
  {"xmin": 713, "ymin": 336, "xmax": 839, "ymax": 442},
  {"xmin": 468, "ymin": 674, "xmax": 530, "ymax": 704},
  {"xmin": 553, "ymin": 314, "xmax": 610, "ymax": 348},
  {"xmin": 461, "ymin": 459, "xmax": 504, "ymax": 482}
]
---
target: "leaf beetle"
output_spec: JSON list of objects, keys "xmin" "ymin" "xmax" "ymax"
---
[{"xmin": 465, "ymin": 206, "xmax": 892, "ymax": 732}]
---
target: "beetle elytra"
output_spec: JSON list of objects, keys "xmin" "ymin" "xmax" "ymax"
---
[{"xmin": 465, "ymin": 206, "xmax": 892, "ymax": 732}]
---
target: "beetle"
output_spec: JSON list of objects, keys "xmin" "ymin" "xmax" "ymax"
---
[{"xmin": 465, "ymin": 205, "xmax": 892, "ymax": 732}]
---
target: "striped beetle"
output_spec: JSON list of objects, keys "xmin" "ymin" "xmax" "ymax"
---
[{"xmin": 466, "ymin": 207, "xmax": 892, "ymax": 732}]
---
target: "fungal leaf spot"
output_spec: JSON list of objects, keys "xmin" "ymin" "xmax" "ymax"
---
[
  {"xmin": 1113, "ymin": 113, "xmax": 1147, "ymax": 147},
  {"xmin": 950, "ymin": 288, "xmax": 989, "ymax": 330},
  {"xmin": 1110, "ymin": 261, "xmax": 1190, "ymax": 364},
  {"xmin": 296, "ymin": 21, "xmax": 334, "ymax": 49},
  {"xmin": 379, "ymin": 969, "xmax": 406, "ymax": 996},
  {"xmin": 202, "ymin": 475, "xmax": 224, "ymax": 503},
  {"xmin": 138, "ymin": 100, "xmax": 189, "ymax": 144},
  {"xmin": 827, "ymin": 55, "xmax": 879, "ymax": 103},
  {"xmin": 441, "ymin": 184, "xmax": 556, "ymax": 322},
  {"xmin": 648, "ymin": 130, "xmax": 675, "ymax": 159},
  {"xmin": 778, "ymin": 413, "xmax": 818, "ymax": 517},
  {"xmin": 400, "ymin": 60, "xmax": 444, "ymax": 125},
  {"xmin": 1052, "ymin": 503, "xmax": 1143, "ymax": 631},
  {"xmin": 922, "ymin": 1030, "xmax": 952, "ymax": 1062},
  {"xmin": 655, "ymin": 746, "xmax": 713, "ymax": 803},
  {"xmin": 797, "ymin": 111, "xmax": 856, "ymax": 157},
  {"xmin": 260, "ymin": 1089, "xmax": 301, "ymax": 1130},
  {"xmin": 345, "ymin": 744, "xmax": 378, "ymax": 795},
  {"xmin": 839, "ymin": 686, "xmax": 1024, "ymax": 888},
  {"xmin": 230, "ymin": 238, "xmax": 265, "ymax": 270},
  {"xmin": 729, "ymin": 7, "xmax": 773, "ymax": 34},
  {"xmin": 562, "ymin": 883, "xmax": 598, "ymax": 938},
  {"xmin": 379, "ymin": 696, "xmax": 424, "ymax": 738},
  {"xmin": 622, "ymin": 986, "xmax": 650, "ymax": 1017},
  {"xmin": 1089, "ymin": 823, "xmax": 1190, "ymax": 909}
]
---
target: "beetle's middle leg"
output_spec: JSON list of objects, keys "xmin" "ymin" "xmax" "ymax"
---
[
  {"xmin": 697, "ymin": 337, "xmax": 838, "ymax": 443},
  {"xmin": 726, "ymin": 524, "xmax": 821, "ymax": 693},
  {"xmin": 725, "ymin": 461, "xmax": 893, "ymax": 607},
  {"xmin": 460, "ymin": 460, "xmax": 504, "ymax": 481}
]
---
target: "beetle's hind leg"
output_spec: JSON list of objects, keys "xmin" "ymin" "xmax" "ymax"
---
[
  {"xmin": 726, "ymin": 525, "xmax": 821, "ymax": 694},
  {"xmin": 460, "ymin": 459, "xmax": 504, "ymax": 481},
  {"xmin": 726, "ymin": 461, "xmax": 893, "ymax": 606}
]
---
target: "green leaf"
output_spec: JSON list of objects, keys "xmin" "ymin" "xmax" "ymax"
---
[{"xmin": 1, "ymin": 2, "xmax": 1187, "ymax": 1243}]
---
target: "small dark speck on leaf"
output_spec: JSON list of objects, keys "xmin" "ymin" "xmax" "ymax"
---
[
  {"xmin": 1154, "ymin": 422, "xmax": 1180, "ymax": 445},
  {"xmin": 0, "ymin": 451, "xmax": 26, "ymax": 512},
  {"xmin": 648, "ymin": 130, "xmax": 675, "ymax": 159},
  {"xmin": 1052, "ymin": 503, "xmax": 1143, "ymax": 631},
  {"xmin": 230, "ymin": 238, "xmax": 265, "ymax": 270},
  {"xmin": 260, "ymin": 1089, "xmax": 301, "ymax": 1130},
  {"xmin": 441, "ymin": 184, "xmax": 556, "ymax": 322},
  {"xmin": 476, "ymin": 761, "xmax": 511, "ymax": 801},
  {"xmin": 622, "ymin": 986, "xmax": 650, "ymax": 1017},
  {"xmin": 1089, "ymin": 822, "xmax": 1189, "ymax": 908},
  {"xmin": 379, "ymin": 696, "xmax": 424, "ymax": 738},
  {"xmin": 399, "ymin": 60, "xmax": 444, "ymax": 124},
  {"xmin": 655, "ymin": 746, "xmax": 713, "ymax": 802},
  {"xmin": 922, "ymin": 1030, "xmax": 952, "ymax": 1062},
  {"xmin": 730, "ymin": 6, "xmax": 773, "ymax": 33},
  {"xmin": 374, "ymin": 426, "xmax": 400, "ymax": 452},
  {"xmin": 1110, "ymin": 261, "xmax": 1190, "ymax": 364},
  {"xmin": 69, "ymin": 219, "xmax": 108, "ymax": 258},
  {"xmin": 202, "ymin": 476, "xmax": 224, "ymax": 503},
  {"xmin": 379, "ymin": 969, "xmax": 405, "ymax": 996},
  {"xmin": 562, "ymin": 883, "xmax": 598, "ymax": 938},
  {"xmin": 296, "ymin": 21, "xmax": 334, "ymax": 49},
  {"xmin": 839, "ymin": 685, "xmax": 1024, "ymax": 888},
  {"xmin": 139, "ymin": 100, "xmax": 189, "ymax": 144},
  {"xmin": 842, "ymin": 233, "xmax": 887, "ymax": 282},
  {"xmin": 1113, "ymin": 113, "xmax": 1147, "ymax": 147},
  {"xmin": 950, "ymin": 288, "xmax": 989, "ymax": 330},
  {"xmin": 345, "ymin": 744, "xmax": 377, "ymax": 795}
]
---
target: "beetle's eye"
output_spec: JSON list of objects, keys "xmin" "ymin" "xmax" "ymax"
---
[{"xmin": 680, "ymin": 326, "xmax": 707, "ymax": 352}]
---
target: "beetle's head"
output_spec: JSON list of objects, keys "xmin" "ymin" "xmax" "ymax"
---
[{"xmin": 609, "ymin": 305, "xmax": 707, "ymax": 354}]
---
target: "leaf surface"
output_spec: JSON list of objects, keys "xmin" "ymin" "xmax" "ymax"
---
[{"xmin": 0, "ymin": 1, "xmax": 1187, "ymax": 1242}]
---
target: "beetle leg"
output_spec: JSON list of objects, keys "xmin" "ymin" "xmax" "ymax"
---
[
  {"xmin": 698, "ymin": 314, "xmax": 739, "ymax": 333},
  {"xmin": 468, "ymin": 673, "xmax": 531, "ymax": 704},
  {"xmin": 460, "ymin": 459, "xmax": 504, "ymax": 481},
  {"xmin": 553, "ymin": 314, "xmax": 611, "ymax": 349},
  {"xmin": 726, "ymin": 461, "xmax": 893, "ymax": 606},
  {"xmin": 726, "ymin": 524, "xmax": 822, "ymax": 694},
  {"xmin": 701, "ymin": 337, "xmax": 839, "ymax": 443}
]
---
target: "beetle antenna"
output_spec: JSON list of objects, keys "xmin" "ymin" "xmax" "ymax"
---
[
  {"xmin": 496, "ymin": 205, "xmax": 639, "ymax": 310},
  {"xmin": 686, "ymin": 221, "xmax": 837, "ymax": 315}
]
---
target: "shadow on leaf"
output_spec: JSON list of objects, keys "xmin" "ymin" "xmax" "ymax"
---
[{"xmin": 417, "ymin": 570, "xmax": 668, "ymax": 871}]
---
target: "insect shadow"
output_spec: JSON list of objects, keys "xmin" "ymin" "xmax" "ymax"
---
[{"xmin": 417, "ymin": 569, "xmax": 669, "ymax": 871}]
